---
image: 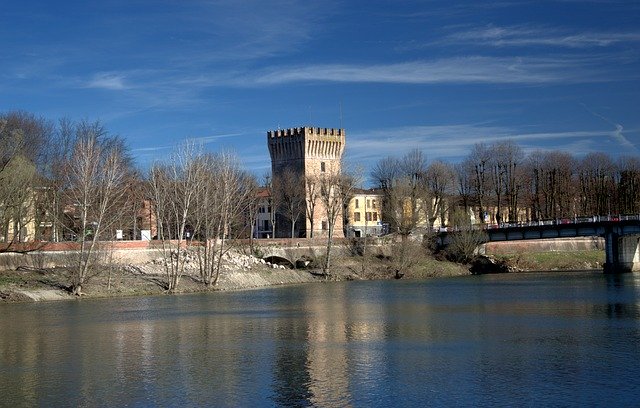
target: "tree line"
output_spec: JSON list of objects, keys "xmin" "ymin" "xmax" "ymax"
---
[{"xmin": 372, "ymin": 142, "xmax": 640, "ymax": 239}]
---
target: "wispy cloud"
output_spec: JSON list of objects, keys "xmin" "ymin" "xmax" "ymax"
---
[
  {"xmin": 345, "ymin": 124, "xmax": 628, "ymax": 165},
  {"xmin": 73, "ymin": 54, "xmax": 614, "ymax": 108},
  {"xmin": 239, "ymin": 56, "xmax": 606, "ymax": 86},
  {"xmin": 187, "ymin": 132, "xmax": 244, "ymax": 144},
  {"xmin": 131, "ymin": 145, "xmax": 172, "ymax": 153},
  {"xmin": 580, "ymin": 103, "xmax": 638, "ymax": 152},
  {"xmin": 147, "ymin": 0, "xmax": 331, "ymax": 64},
  {"xmin": 84, "ymin": 72, "xmax": 129, "ymax": 90},
  {"xmin": 445, "ymin": 25, "xmax": 640, "ymax": 48}
]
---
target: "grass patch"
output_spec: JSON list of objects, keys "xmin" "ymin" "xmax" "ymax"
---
[
  {"xmin": 0, "ymin": 274, "xmax": 24, "ymax": 285},
  {"xmin": 409, "ymin": 257, "xmax": 470, "ymax": 278},
  {"xmin": 497, "ymin": 250, "xmax": 604, "ymax": 271}
]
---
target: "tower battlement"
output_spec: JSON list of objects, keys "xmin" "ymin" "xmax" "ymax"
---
[
  {"xmin": 267, "ymin": 126, "xmax": 345, "ymax": 164},
  {"xmin": 267, "ymin": 127, "xmax": 344, "ymax": 139}
]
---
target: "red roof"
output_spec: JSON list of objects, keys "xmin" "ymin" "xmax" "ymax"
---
[{"xmin": 256, "ymin": 187, "xmax": 271, "ymax": 198}]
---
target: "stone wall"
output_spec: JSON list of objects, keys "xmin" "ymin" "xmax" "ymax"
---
[{"xmin": 480, "ymin": 237, "xmax": 604, "ymax": 255}]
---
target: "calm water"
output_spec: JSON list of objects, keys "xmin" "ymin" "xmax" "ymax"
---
[{"xmin": 1, "ymin": 272, "xmax": 640, "ymax": 407}]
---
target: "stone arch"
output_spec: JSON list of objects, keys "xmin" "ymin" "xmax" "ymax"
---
[{"xmin": 263, "ymin": 255, "xmax": 295, "ymax": 268}]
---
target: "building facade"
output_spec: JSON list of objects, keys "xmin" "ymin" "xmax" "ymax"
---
[
  {"xmin": 267, "ymin": 127, "xmax": 346, "ymax": 238},
  {"xmin": 345, "ymin": 188, "xmax": 387, "ymax": 237},
  {"xmin": 253, "ymin": 187, "xmax": 274, "ymax": 239}
]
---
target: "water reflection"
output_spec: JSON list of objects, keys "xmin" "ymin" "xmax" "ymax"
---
[
  {"xmin": 270, "ymin": 282, "xmax": 392, "ymax": 407},
  {"xmin": 1, "ymin": 273, "xmax": 640, "ymax": 407},
  {"xmin": 601, "ymin": 273, "xmax": 640, "ymax": 319}
]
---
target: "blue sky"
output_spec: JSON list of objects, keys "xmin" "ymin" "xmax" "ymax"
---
[{"xmin": 2, "ymin": 0, "xmax": 639, "ymax": 177}]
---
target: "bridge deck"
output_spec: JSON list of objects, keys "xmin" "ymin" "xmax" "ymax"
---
[{"xmin": 482, "ymin": 219, "xmax": 640, "ymax": 242}]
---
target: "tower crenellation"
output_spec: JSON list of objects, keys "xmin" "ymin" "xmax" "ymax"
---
[{"xmin": 268, "ymin": 126, "xmax": 345, "ymax": 172}]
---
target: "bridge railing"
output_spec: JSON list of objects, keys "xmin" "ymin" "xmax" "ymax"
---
[{"xmin": 438, "ymin": 214, "xmax": 640, "ymax": 233}]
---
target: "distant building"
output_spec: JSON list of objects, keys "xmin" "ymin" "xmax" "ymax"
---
[
  {"xmin": 345, "ymin": 188, "xmax": 386, "ymax": 237},
  {"xmin": 135, "ymin": 199, "xmax": 157, "ymax": 240},
  {"xmin": 254, "ymin": 187, "xmax": 273, "ymax": 239},
  {"xmin": 267, "ymin": 126, "xmax": 346, "ymax": 238}
]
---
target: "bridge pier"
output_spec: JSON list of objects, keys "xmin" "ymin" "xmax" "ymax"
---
[{"xmin": 604, "ymin": 231, "xmax": 640, "ymax": 273}]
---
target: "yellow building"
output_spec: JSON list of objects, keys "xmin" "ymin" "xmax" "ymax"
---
[{"xmin": 346, "ymin": 188, "xmax": 386, "ymax": 237}]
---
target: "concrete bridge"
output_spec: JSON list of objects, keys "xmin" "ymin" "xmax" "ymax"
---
[{"xmin": 476, "ymin": 216, "xmax": 640, "ymax": 273}]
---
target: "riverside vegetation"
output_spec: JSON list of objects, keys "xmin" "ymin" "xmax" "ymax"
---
[
  {"xmin": 0, "ymin": 239, "xmax": 469, "ymax": 302},
  {"xmin": 0, "ymin": 236, "xmax": 604, "ymax": 303}
]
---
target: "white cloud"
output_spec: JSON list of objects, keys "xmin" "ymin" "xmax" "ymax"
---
[
  {"xmin": 240, "ymin": 56, "xmax": 605, "ymax": 86},
  {"xmin": 580, "ymin": 103, "xmax": 638, "ymax": 152},
  {"xmin": 85, "ymin": 73, "xmax": 128, "ymax": 90},
  {"xmin": 187, "ymin": 132, "xmax": 244, "ymax": 144},
  {"xmin": 131, "ymin": 146, "xmax": 171, "ymax": 153},
  {"xmin": 344, "ymin": 124, "xmax": 626, "ymax": 165},
  {"xmin": 611, "ymin": 124, "xmax": 636, "ymax": 151},
  {"xmin": 446, "ymin": 25, "xmax": 640, "ymax": 48}
]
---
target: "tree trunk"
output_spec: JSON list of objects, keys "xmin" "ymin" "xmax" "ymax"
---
[{"xmin": 323, "ymin": 224, "xmax": 334, "ymax": 276}]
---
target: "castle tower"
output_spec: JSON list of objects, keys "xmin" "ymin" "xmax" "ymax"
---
[{"xmin": 267, "ymin": 127, "xmax": 346, "ymax": 238}]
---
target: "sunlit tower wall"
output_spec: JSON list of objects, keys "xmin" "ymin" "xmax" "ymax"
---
[{"xmin": 267, "ymin": 126, "xmax": 346, "ymax": 238}]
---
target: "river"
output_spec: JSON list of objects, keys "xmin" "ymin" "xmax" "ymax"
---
[{"xmin": 1, "ymin": 271, "xmax": 639, "ymax": 407}]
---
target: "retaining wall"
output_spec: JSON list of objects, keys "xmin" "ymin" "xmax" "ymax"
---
[{"xmin": 480, "ymin": 237, "xmax": 604, "ymax": 255}]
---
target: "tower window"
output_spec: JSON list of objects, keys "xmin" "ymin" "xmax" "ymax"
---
[
  {"xmin": 355, "ymin": 199, "xmax": 359, "ymax": 208},
  {"xmin": 320, "ymin": 162, "xmax": 326, "ymax": 172}
]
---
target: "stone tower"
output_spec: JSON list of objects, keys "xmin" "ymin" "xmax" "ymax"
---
[{"xmin": 267, "ymin": 126, "xmax": 346, "ymax": 238}]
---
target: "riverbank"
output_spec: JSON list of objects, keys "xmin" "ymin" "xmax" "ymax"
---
[
  {"xmin": 0, "ymin": 248, "xmax": 471, "ymax": 303},
  {"xmin": 0, "ymin": 236, "xmax": 609, "ymax": 303}
]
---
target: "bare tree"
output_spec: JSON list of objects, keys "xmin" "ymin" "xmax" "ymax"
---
[
  {"xmin": 244, "ymin": 176, "xmax": 260, "ymax": 254},
  {"xmin": 263, "ymin": 172, "xmax": 277, "ymax": 239},
  {"xmin": 62, "ymin": 122, "xmax": 129, "ymax": 295},
  {"xmin": 488, "ymin": 140, "xmax": 523, "ymax": 224},
  {"xmin": 371, "ymin": 150, "xmax": 426, "ymax": 239},
  {"xmin": 41, "ymin": 118, "xmax": 78, "ymax": 243},
  {"xmin": 305, "ymin": 173, "xmax": 320, "ymax": 238},
  {"xmin": 192, "ymin": 152, "xmax": 254, "ymax": 286},
  {"xmin": 500, "ymin": 141, "xmax": 524, "ymax": 222},
  {"xmin": 0, "ymin": 113, "xmax": 54, "ymax": 245},
  {"xmin": 273, "ymin": 168, "xmax": 306, "ymax": 238},
  {"xmin": 0, "ymin": 119, "xmax": 23, "ymax": 174},
  {"xmin": 578, "ymin": 152, "xmax": 616, "ymax": 216},
  {"xmin": 0, "ymin": 155, "xmax": 37, "ymax": 245},
  {"xmin": 423, "ymin": 160, "xmax": 456, "ymax": 229},
  {"xmin": 464, "ymin": 143, "xmax": 491, "ymax": 224},
  {"xmin": 319, "ymin": 165, "xmax": 358, "ymax": 275},
  {"xmin": 455, "ymin": 162, "xmax": 474, "ymax": 220},
  {"xmin": 0, "ymin": 111, "xmax": 53, "ymax": 173},
  {"xmin": 489, "ymin": 151, "xmax": 505, "ymax": 224},
  {"xmin": 149, "ymin": 142, "xmax": 205, "ymax": 292},
  {"xmin": 617, "ymin": 156, "xmax": 640, "ymax": 214},
  {"xmin": 525, "ymin": 150, "xmax": 576, "ymax": 220},
  {"xmin": 446, "ymin": 208, "xmax": 487, "ymax": 263},
  {"xmin": 117, "ymin": 170, "xmax": 146, "ymax": 240}
]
